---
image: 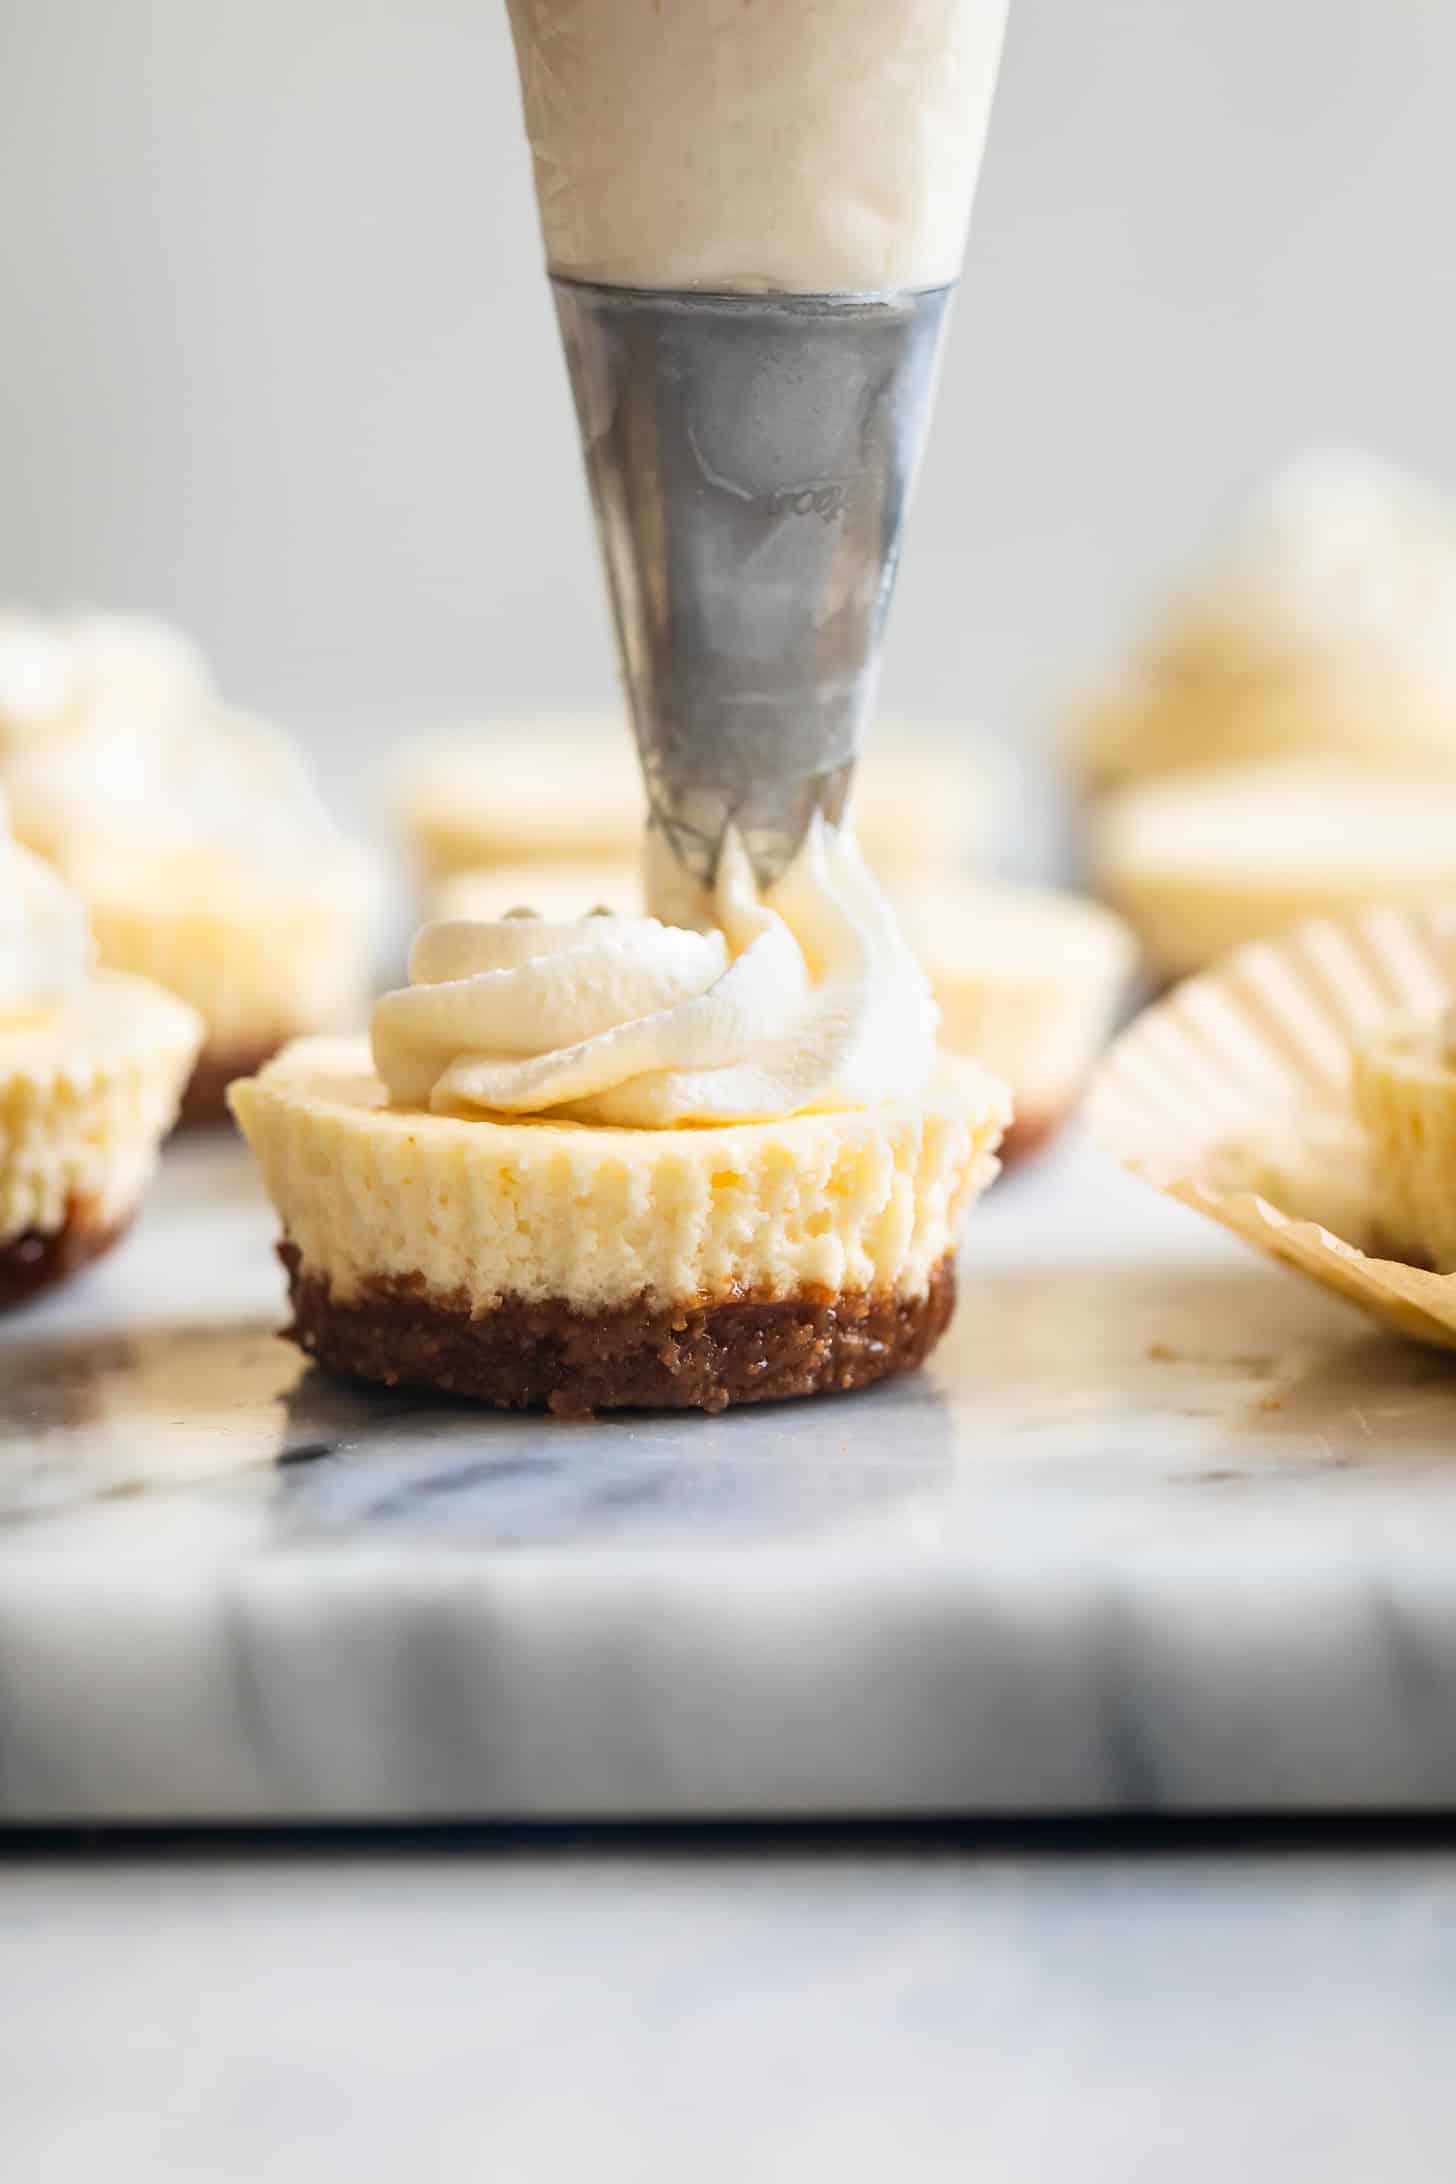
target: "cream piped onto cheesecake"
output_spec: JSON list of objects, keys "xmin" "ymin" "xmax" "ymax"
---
[{"xmin": 374, "ymin": 822, "xmax": 937, "ymax": 1126}]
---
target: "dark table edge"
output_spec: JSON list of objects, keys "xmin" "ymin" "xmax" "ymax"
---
[{"xmin": 7, "ymin": 1812, "xmax": 1456, "ymax": 1860}]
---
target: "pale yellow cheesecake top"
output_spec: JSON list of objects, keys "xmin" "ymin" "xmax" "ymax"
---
[
  {"xmin": 1094, "ymin": 760, "xmax": 1456, "ymax": 980},
  {"xmin": 894, "ymin": 876, "xmax": 1135, "ymax": 981}
]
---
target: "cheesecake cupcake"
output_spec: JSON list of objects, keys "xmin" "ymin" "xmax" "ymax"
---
[
  {"xmin": 436, "ymin": 858, "xmax": 1133, "ymax": 1163},
  {"xmin": 846, "ymin": 729, "xmax": 1006, "ymax": 880},
  {"xmin": 0, "ymin": 789, "xmax": 202, "ymax": 1305},
  {"xmin": 395, "ymin": 718, "xmax": 647, "ymax": 881},
  {"xmin": 1071, "ymin": 451, "xmax": 1456, "ymax": 792},
  {"xmin": 1088, "ymin": 900, "xmax": 1456, "ymax": 1351},
  {"xmin": 1353, "ymin": 1025, "xmax": 1456, "ymax": 1270},
  {"xmin": 232, "ymin": 823, "xmax": 1010, "ymax": 1414},
  {"xmin": 1092, "ymin": 760, "xmax": 1456, "ymax": 984},
  {"xmin": 892, "ymin": 880, "xmax": 1136, "ymax": 1160},
  {"xmin": 0, "ymin": 609, "xmax": 376, "ymax": 1121},
  {"xmin": 396, "ymin": 716, "xmax": 998, "ymax": 887}
]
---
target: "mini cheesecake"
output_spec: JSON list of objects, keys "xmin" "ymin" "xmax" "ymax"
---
[
  {"xmin": 1092, "ymin": 761, "xmax": 1456, "ymax": 984},
  {"xmin": 230, "ymin": 1038, "xmax": 1005, "ymax": 1415},
  {"xmin": 0, "ymin": 805, "xmax": 202, "ymax": 1303},
  {"xmin": 70, "ymin": 843, "xmax": 375, "ymax": 1125},
  {"xmin": 0, "ymin": 610, "xmax": 377, "ymax": 1124},
  {"xmin": 894, "ymin": 880, "xmax": 1135, "ymax": 1161},
  {"xmin": 1, "ymin": 971, "xmax": 201, "ymax": 1303},
  {"xmin": 1069, "ymin": 451, "xmax": 1456, "ymax": 793},
  {"xmin": 1353, "ymin": 1029, "xmax": 1456, "ymax": 1271},
  {"xmin": 396, "ymin": 720, "xmax": 649, "ymax": 880},
  {"xmin": 235, "ymin": 818, "xmax": 1011, "ymax": 1413}
]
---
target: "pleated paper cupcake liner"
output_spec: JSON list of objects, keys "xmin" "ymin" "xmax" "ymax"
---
[{"xmin": 1086, "ymin": 899, "xmax": 1456, "ymax": 1350}]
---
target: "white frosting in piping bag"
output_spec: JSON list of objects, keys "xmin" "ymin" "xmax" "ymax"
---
[
  {"xmin": 504, "ymin": 0, "xmax": 1010, "ymax": 293},
  {"xmin": 372, "ymin": 821, "xmax": 938, "ymax": 1126},
  {"xmin": 0, "ymin": 787, "xmax": 93, "ymax": 1014}
]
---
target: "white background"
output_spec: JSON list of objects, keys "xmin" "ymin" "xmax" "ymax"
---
[{"xmin": 1, "ymin": 0, "xmax": 1452, "ymax": 823}]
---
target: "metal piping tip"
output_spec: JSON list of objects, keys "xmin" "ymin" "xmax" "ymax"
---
[{"xmin": 551, "ymin": 278, "xmax": 954, "ymax": 889}]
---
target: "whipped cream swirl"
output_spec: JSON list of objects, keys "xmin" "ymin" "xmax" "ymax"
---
[
  {"xmin": 0, "ymin": 787, "xmax": 93, "ymax": 1013},
  {"xmin": 0, "ymin": 609, "xmax": 358, "ymax": 880},
  {"xmin": 0, "ymin": 610, "xmax": 212, "ymax": 758},
  {"xmin": 372, "ymin": 822, "xmax": 937, "ymax": 1127}
]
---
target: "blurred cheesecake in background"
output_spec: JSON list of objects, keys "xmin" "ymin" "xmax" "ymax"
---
[
  {"xmin": 845, "ymin": 730, "xmax": 1007, "ymax": 881},
  {"xmin": 891, "ymin": 879, "xmax": 1135, "ymax": 1162},
  {"xmin": 1354, "ymin": 1024, "xmax": 1456, "ymax": 1272},
  {"xmin": 0, "ymin": 609, "xmax": 376, "ymax": 1122},
  {"xmin": 1070, "ymin": 451, "xmax": 1456, "ymax": 792},
  {"xmin": 396, "ymin": 718, "xmax": 647, "ymax": 878},
  {"xmin": 434, "ymin": 858, "xmax": 1133, "ymax": 1165},
  {"xmin": 0, "ymin": 610, "xmax": 211, "ymax": 760},
  {"xmin": 1093, "ymin": 760, "xmax": 1456, "ymax": 984},
  {"xmin": 394, "ymin": 717, "xmax": 1002, "ymax": 887}
]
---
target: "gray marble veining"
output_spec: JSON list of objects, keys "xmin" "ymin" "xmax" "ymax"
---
[{"xmin": 4, "ymin": 1131, "xmax": 1456, "ymax": 1820}]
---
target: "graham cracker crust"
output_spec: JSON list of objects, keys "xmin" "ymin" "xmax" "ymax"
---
[
  {"xmin": 0, "ymin": 1201, "xmax": 130, "ymax": 1309},
  {"xmin": 1001, "ymin": 1105, "xmax": 1068, "ymax": 1166},
  {"xmin": 179, "ymin": 1039, "xmax": 287, "ymax": 1129},
  {"xmin": 280, "ymin": 1243, "xmax": 956, "ymax": 1417}
]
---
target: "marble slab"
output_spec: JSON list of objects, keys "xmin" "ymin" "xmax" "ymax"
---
[{"xmin": 4, "ymin": 1129, "xmax": 1456, "ymax": 1822}]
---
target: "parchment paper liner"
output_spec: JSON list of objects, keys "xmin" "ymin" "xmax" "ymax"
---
[{"xmin": 1087, "ymin": 900, "xmax": 1456, "ymax": 1350}]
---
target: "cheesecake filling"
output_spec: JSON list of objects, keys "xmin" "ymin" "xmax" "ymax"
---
[
  {"xmin": 0, "ymin": 793, "xmax": 202, "ymax": 1263},
  {"xmin": 372, "ymin": 820, "xmax": 938, "ymax": 1127},
  {"xmin": 234, "ymin": 1036, "xmax": 1003, "ymax": 1316},
  {"xmin": 504, "ymin": 0, "xmax": 1010, "ymax": 293}
]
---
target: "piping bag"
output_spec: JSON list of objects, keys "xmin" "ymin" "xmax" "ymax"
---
[{"xmin": 504, "ymin": 0, "xmax": 1010, "ymax": 894}]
